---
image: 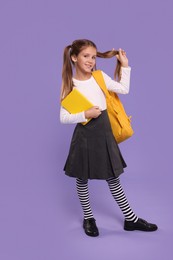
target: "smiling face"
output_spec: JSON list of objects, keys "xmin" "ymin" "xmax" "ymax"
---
[{"xmin": 71, "ymin": 46, "xmax": 97, "ymax": 78}]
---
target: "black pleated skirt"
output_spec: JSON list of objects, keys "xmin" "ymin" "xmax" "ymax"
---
[{"xmin": 64, "ymin": 110, "xmax": 127, "ymax": 180}]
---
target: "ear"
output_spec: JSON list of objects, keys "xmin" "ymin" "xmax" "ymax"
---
[{"xmin": 71, "ymin": 55, "xmax": 77, "ymax": 63}]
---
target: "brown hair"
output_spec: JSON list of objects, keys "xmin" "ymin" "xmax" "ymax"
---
[{"xmin": 61, "ymin": 39, "xmax": 121, "ymax": 100}]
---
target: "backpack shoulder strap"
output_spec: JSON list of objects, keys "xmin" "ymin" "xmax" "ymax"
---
[
  {"xmin": 92, "ymin": 70, "xmax": 122, "ymax": 114},
  {"xmin": 92, "ymin": 70, "xmax": 110, "ymax": 98}
]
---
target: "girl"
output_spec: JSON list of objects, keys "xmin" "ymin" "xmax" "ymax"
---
[{"xmin": 60, "ymin": 39, "xmax": 157, "ymax": 237}]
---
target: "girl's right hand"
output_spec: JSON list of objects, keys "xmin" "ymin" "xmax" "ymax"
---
[{"xmin": 85, "ymin": 106, "xmax": 102, "ymax": 119}]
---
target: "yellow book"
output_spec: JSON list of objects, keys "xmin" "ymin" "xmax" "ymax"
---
[{"xmin": 61, "ymin": 88, "xmax": 93, "ymax": 125}]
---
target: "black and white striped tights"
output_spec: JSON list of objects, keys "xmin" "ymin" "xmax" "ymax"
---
[{"xmin": 76, "ymin": 177, "xmax": 138, "ymax": 222}]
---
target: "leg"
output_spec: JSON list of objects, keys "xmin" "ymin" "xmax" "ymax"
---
[
  {"xmin": 106, "ymin": 177, "xmax": 158, "ymax": 231},
  {"xmin": 106, "ymin": 176, "xmax": 138, "ymax": 222},
  {"xmin": 76, "ymin": 178, "xmax": 94, "ymax": 219},
  {"xmin": 76, "ymin": 178, "xmax": 99, "ymax": 237}
]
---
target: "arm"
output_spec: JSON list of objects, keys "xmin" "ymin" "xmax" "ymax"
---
[
  {"xmin": 60, "ymin": 106, "xmax": 102, "ymax": 124},
  {"xmin": 60, "ymin": 106, "xmax": 87, "ymax": 124},
  {"xmin": 101, "ymin": 66, "xmax": 131, "ymax": 94}
]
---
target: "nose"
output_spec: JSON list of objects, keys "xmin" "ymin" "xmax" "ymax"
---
[{"xmin": 88, "ymin": 57, "xmax": 94, "ymax": 63}]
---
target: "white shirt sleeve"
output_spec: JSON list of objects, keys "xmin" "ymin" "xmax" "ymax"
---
[
  {"xmin": 101, "ymin": 66, "xmax": 131, "ymax": 94},
  {"xmin": 60, "ymin": 106, "xmax": 88, "ymax": 124}
]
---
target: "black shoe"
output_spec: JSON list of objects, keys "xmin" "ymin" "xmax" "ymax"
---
[
  {"xmin": 83, "ymin": 218, "xmax": 99, "ymax": 237},
  {"xmin": 124, "ymin": 218, "xmax": 158, "ymax": 232}
]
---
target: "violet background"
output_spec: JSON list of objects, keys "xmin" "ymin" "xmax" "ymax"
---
[{"xmin": 0, "ymin": 0, "xmax": 173, "ymax": 259}]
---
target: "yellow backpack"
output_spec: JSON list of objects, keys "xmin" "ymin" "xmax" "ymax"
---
[{"xmin": 92, "ymin": 70, "xmax": 134, "ymax": 144}]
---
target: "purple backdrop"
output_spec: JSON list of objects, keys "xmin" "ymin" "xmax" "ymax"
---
[{"xmin": 0, "ymin": 0, "xmax": 173, "ymax": 259}]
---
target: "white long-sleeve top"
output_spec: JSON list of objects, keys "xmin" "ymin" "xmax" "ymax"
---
[{"xmin": 60, "ymin": 67, "xmax": 131, "ymax": 124}]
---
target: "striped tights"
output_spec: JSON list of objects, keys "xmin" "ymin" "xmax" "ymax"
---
[{"xmin": 76, "ymin": 177, "xmax": 138, "ymax": 222}]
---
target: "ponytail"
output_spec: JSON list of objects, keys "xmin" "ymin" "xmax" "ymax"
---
[
  {"xmin": 97, "ymin": 50, "xmax": 121, "ymax": 80},
  {"xmin": 61, "ymin": 45, "xmax": 73, "ymax": 100}
]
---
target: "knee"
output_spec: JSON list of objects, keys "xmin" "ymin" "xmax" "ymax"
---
[
  {"xmin": 76, "ymin": 178, "xmax": 88, "ymax": 185},
  {"xmin": 106, "ymin": 176, "xmax": 120, "ymax": 184}
]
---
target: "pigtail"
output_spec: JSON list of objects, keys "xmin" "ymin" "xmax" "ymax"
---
[
  {"xmin": 61, "ymin": 45, "xmax": 73, "ymax": 100},
  {"xmin": 97, "ymin": 50, "xmax": 121, "ymax": 80}
]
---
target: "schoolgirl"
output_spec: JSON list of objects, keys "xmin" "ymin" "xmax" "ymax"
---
[{"xmin": 60, "ymin": 39, "xmax": 157, "ymax": 237}]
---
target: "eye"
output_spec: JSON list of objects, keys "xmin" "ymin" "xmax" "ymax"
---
[{"xmin": 92, "ymin": 56, "xmax": 96, "ymax": 60}]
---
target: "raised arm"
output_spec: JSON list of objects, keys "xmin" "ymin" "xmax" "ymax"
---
[{"xmin": 101, "ymin": 66, "xmax": 131, "ymax": 94}]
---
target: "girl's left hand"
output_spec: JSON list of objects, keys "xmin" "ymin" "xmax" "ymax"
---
[{"xmin": 115, "ymin": 48, "xmax": 128, "ymax": 67}]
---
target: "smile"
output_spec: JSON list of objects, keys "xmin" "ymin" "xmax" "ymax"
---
[{"xmin": 85, "ymin": 64, "xmax": 92, "ymax": 69}]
